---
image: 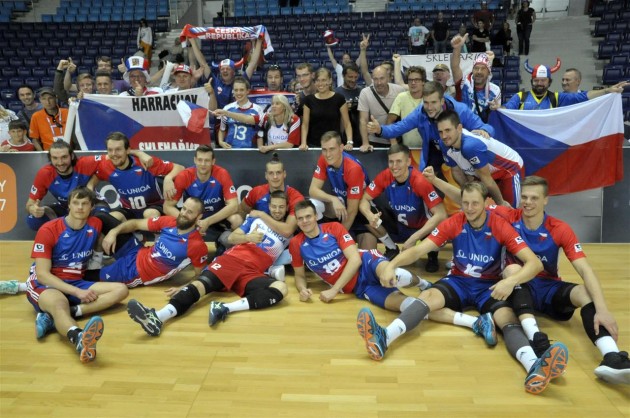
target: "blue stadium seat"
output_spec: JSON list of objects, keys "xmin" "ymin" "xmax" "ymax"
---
[
  {"xmin": 597, "ymin": 42, "xmax": 617, "ymax": 59},
  {"xmin": 602, "ymin": 66, "xmax": 624, "ymax": 85}
]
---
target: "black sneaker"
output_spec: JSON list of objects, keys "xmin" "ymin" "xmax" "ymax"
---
[
  {"xmin": 530, "ymin": 331, "xmax": 551, "ymax": 358},
  {"xmin": 425, "ymin": 251, "xmax": 439, "ymax": 273},
  {"xmin": 209, "ymin": 301, "xmax": 229, "ymax": 326},
  {"xmin": 383, "ymin": 246, "xmax": 400, "ymax": 260},
  {"xmin": 594, "ymin": 351, "xmax": 630, "ymax": 385}
]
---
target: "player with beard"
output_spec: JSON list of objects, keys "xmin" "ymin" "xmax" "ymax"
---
[
  {"xmin": 91, "ymin": 197, "xmax": 208, "ymax": 288},
  {"xmin": 125, "ymin": 191, "xmax": 292, "ymax": 336}
]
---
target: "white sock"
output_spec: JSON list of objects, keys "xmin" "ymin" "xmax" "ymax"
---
[
  {"xmin": 379, "ymin": 234, "xmax": 397, "ymax": 249},
  {"xmin": 453, "ymin": 312, "xmax": 477, "ymax": 328},
  {"xmin": 521, "ymin": 317, "xmax": 540, "ymax": 340},
  {"xmin": 156, "ymin": 304, "xmax": 178, "ymax": 323},
  {"xmin": 516, "ymin": 346, "xmax": 538, "ymax": 371},
  {"xmin": 224, "ymin": 298, "xmax": 250, "ymax": 313},
  {"xmin": 18, "ymin": 282, "xmax": 28, "ymax": 292},
  {"xmin": 385, "ymin": 318, "xmax": 407, "ymax": 346},
  {"xmin": 595, "ymin": 336, "xmax": 620, "ymax": 356},
  {"xmin": 74, "ymin": 305, "xmax": 83, "ymax": 317}
]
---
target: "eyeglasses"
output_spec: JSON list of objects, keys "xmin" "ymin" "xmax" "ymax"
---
[{"xmin": 408, "ymin": 78, "xmax": 424, "ymax": 83}]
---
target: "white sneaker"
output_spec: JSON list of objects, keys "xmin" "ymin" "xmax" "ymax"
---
[{"xmin": 268, "ymin": 265, "xmax": 285, "ymax": 282}]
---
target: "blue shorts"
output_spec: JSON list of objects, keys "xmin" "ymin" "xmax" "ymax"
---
[
  {"xmin": 26, "ymin": 276, "xmax": 95, "ymax": 313},
  {"xmin": 353, "ymin": 250, "xmax": 398, "ymax": 308},
  {"xmin": 390, "ymin": 224, "xmax": 416, "ymax": 243},
  {"xmin": 100, "ymin": 244, "xmax": 142, "ymax": 287},
  {"xmin": 436, "ymin": 275, "xmax": 497, "ymax": 312},
  {"xmin": 523, "ymin": 277, "xmax": 577, "ymax": 320}
]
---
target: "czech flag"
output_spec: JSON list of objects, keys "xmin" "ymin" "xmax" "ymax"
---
[
  {"xmin": 177, "ymin": 100, "xmax": 208, "ymax": 134},
  {"xmin": 489, "ymin": 94, "xmax": 624, "ymax": 195}
]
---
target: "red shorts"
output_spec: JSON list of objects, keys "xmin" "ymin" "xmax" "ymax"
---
[{"xmin": 208, "ymin": 246, "xmax": 273, "ymax": 296}]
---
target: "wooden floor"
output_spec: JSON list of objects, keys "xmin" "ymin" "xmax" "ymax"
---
[{"xmin": 0, "ymin": 241, "xmax": 629, "ymax": 418}]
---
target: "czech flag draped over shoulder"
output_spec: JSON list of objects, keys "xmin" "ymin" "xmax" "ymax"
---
[{"xmin": 489, "ymin": 94, "xmax": 624, "ymax": 195}]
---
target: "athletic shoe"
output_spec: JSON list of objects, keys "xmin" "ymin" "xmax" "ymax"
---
[
  {"xmin": 425, "ymin": 251, "xmax": 439, "ymax": 273},
  {"xmin": 268, "ymin": 265, "xmax": 286, "ymax": 282},
  {"xmin": 594, "ymin": 351, "xmax": 630, "ymax": 385},
  {"xmin": 209, "ymin": 301, "xmax": 229, "ymax": 326},
  {"xmin": 35, "ymin": 312, "xmax": 55, "ymax": 339},
  {"xmin": 356, "ymin": 307, "xmax": 388, "ymax": 361},
  {"xmin": 0, "ymin": 280, "xmax": 19, "ymax": 295},
  {"xmin": 472, "ymin": 313, "xmax": 497, "ymax": 346},
  {"xmin": 127, "ymin": 299, "xmax": 163, "ymax": 336},
  {"xmin": 76, "ymin": 316, "xmax": 104, "ymax": 364},
  {"xmin": 383, "ymin": 246, "xmax": 400, "ymax": 261},
  {"xmin": 530, "ymin": 331, "xmax": 551, "ymax": 358},
  {"xmin": 524, "ymin": 342, "xmax": 568, "ymax": 394}
]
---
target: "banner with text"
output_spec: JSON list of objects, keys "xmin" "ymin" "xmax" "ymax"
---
[
  {"xmin": 401, "ymin": 53, "xmax": 486, "ymax": 86},
  {"xmin": 75, "ymin": 88, "xmax": 211, "ymax": 151}
]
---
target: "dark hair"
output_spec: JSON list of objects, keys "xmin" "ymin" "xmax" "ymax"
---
[
  {"xmin": 266, "ymin": 152, "xmax": 284, "ymax": 171},
  {"xmin": 435, "ymin": 109, "xmax": 461, "ymax": 126},
  {"xmin": 406, "ymin": 66, "xmax": 427, "ymax": 82},
  {"xmin": 94, "ymin": 71, "xmax": 112, "ymax": 81},
  {"xmin": 16, "ymin": 84, "xmax": 35, "ymax": 96},
  {"xmin": 48, "ymin": 140, "xmax": 77, "ymax": 167},
  {"xmin": 269, "ymin": 189, "xmax": 288, "ymax": 203},
  {"xmin": 342, "ymin": 63, "xmax": 360, "ymax": 76},
  {"xmin": 69, "ymin": 186, "xmax": 97, "ymax": 206},
  {"xmin": 295, "ymin": 63, "xmax": 314, "ymax": 73},
  {"xmin": 295, "ymin": 199, "xmax": 317, "ymax": 214},
  {"xmin": 8, "ymin": 120, "xmax": 27, "ymax": 131},
  {"xmin": 195, "ymin": 144, "xmax": 215, "ymax": 158},
  {"xmin": 105, "ymin": 132, "xmax": 130, "ymax": 149},
  {"xmin": 233, "ymin": 76, "xmax": 250, "ymax": 89},
  {"xmin": 265, "ymin": 64, "xmax": 283, "ymax": 79},
  {"xmin": 96, "ymin": 56, "xmax": 112, "ymax": 64}
]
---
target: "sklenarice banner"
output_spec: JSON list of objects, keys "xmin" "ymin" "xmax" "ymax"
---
[{"xmin": 74, "ymin": 88, "xmax": 211, "ymax": 151}]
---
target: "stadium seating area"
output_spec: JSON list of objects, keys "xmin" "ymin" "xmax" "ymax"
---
[
  {"xmin": 233, "ymin": 0, "xmax": 351, "ymax": 17},
  {"xmin": 0, "ymin": 1, "xmax": 29, "ymax": 22},
  {"xmin": 591, "ymin": 0, "xmax": 630, "ymax": 119},
  {"xmin": 42, "ymin": 0, "xmax": 170, "ymax": 22}
]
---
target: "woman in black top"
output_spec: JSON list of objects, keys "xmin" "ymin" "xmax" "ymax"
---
[
  {"xmin": 516, "ymin": 0, "xmax": 536, "ymax": 55},
  {"xmin": 471, "ymin": 20, "xmax": 491, "ymax": 53},
  {"xmin": 492, "ymin": 21, "xmax": 513, "ymax": 56}
]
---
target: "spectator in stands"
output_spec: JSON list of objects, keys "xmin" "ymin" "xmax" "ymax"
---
[
  {"xmin": 29, "ymin": 88, "xmax": 68, "ymax": 151},
  {"xmin": 75, "ymin": 74, "xmax": 95, "ymax": 100},
  {"xmin": 561, "ymin": 68, "xmax": 582, "ymax": 93},
  {"xmin": 457, "ymin": 23, "xmax": 471, "ymax": 53},
  {"xmin": 386, "ymin": 64, "xmax": 426, "ymax": 148},
  {"xmin": 492, "ymin": 21, "xmax": 513, "ymax": 56},
  {"xmin": 472, "ymin": 1, "xmax": 495, "ymax": 31},
  {"xmin": 1, "ymin": 119, "xmax": 39, "ymax": 152},
  {"xmin": 265, "ymin": 65, "xmax": 284, "ymax": 92},
  {"xmin": 94, "ymin": 72, "xmax": 115, "ymax": 95},
  {"xmin": 516, "ymin": 0, "xmax": 536, "ymax": 55},
  {"xmin": 335, "ymin": 63, "xmax": 362, "ymax": 147},
  {"xmin": 16, "ymin": 85, "xmax": 42, "ymax": 127},
  {"xmin": 326, "ymin": 34, "xmax": 370, "ymax": 87},
  {"xmin": 471, "ymin": 20, "xmax": 491, "ymax": 52},
  {"xmin": 166, "ymin": 64, "xmax": 195, "ymax": 91},
  {"xmin": 97, "ymin": 56, "xmax": 130, "ymax": 93},
  {"xmin": 257, "ymin": 94, "xmax": 300, "ymax": 153},
  {"xmin": 358, "ymin": 66, "xmax": 406, "ymax": 151},
  {"xmin": 451, "ymin": 35, "xmax": 501, "ymax": 122},
  {"xmin": 288, "ymin": 79, "xmax": 302, "ymax": 95},
  {"xmin": 294, "ymin": 63, "xmax": 317, "ymax": 117},
  {"xmin": 0, "ymin": 105, "xmax": 19, "ymax": 143},
  {"xmin": 501, "ymin": 61, "xmax": 629, "ymax": 110},
  {"xmin": 408, "ymin": 17, "xmax": 430, "ymax": 54},
  {"xmin": 431, "ymin": 12, "xmax": 451, "ymax": 54},
  {"xmin": 214, "ymin": 77, "xmax": 264, "ymax": 149},
  {"xmin": 432, "ymin": 64, "xmax": 456, "ymax": 97},
  {"xmin": 301, "ymin": 68, "xmax": 353, "ymax": 150},
  {"xmin": 137, "ymin": 18, "xmax": 153, "ymax": 63},
  {"xmin": 188, "ymin": 37, "xmax": 262, "ymax": 110},
  {"xmin": 119, "ymin": 56, "xmax": 163, "ymax": 97}
]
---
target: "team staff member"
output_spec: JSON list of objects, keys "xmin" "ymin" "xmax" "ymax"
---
[{"xmin": 29, "ymin": 87, "xmax": 68, "ymax": 151}]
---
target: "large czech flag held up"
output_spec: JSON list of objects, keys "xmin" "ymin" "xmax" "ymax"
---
[
  {"xmin": 75, "ymin": 88, "xmax": 210, "ymax": 151},
  {"xmin": 489, "ymin": 94, "xmax": 624, "ymax": 195}
]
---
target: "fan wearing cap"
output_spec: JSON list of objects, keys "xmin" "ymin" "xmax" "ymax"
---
[
  {"xmin": 503, "ymin": 59, "xmax": 629, "ymax": 110},
  {"xmin": 164, "ymin": 64, "xmax": 195, "ymax": 91},
  {"xmin": 450, "ymin": 34, "xmax": 501, "ymax": 123},
  {"xmin": 431, "ymin": 64, "xmax": 456, "ymax": 97},
  {"xmin": 119, "ymin": 56, "xmax": 163, "ymax": 97},
  {"xmin": 29, "ymin": 87, "xmax": 69, "ymax": 150}
]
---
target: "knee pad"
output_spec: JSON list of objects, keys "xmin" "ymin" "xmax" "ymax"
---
[
  {"xmin": 94, "ymin": 211, "xmax": 122, "ymax": 234},
  {"xmin": 168, "ymin": 284, "xmax": 201, "ymax": 317},
  {"xmin": 511, "ymin": 284, "xmax": 535, "ymax": 317},
  {"xmin": 246, "ymin": 286, "xmax": 284, "ymax": 310},
  {"xmin": 198, "ymin": 270, "xmax": 224, "ymax": 294}
]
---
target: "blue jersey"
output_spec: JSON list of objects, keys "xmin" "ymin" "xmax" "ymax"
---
[
  {"xmin": 211, "ymin": 75, "xmax": 234, "ymax": 109},
  {"xmin": 172, "ymin": 166, "xmax": 237, "ymax": 219},
  {"xmin": 96, "ymin": 156, "xmax": 174, "ymax": 218},
  {"xmin": 504, "ymin": 90, "xmax": 589, "ymax": 110},
  {"xmin": 313, "ymin": 152, "xmax": 370, "ymax": 205},
  {"xmin": 457, "ymin": 72, "xmax": 502, "ymax": 120},
  {"xmin": 379, "ymin": 96, "xmax": 495, "ymax": 169},
  {"xmin": 30, "ymin": 217, "xmax": 102, "ymax": 280},
  {"xmin": 220, "ymin": 101, "xmax": 263, "ymax": 148},
  {"xmin": 428, "ymin": 211, "xmax": 529, "ymax": 280},
  {"xmin": 289, "ymin": 222, "xmax": 358, "ymax": 293},
  {"xmin": 240, "ymin": 216, "xmax": 291, "ymax": 260}
]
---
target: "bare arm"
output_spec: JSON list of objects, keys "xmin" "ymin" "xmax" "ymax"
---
[
  {"xmin": 205, "ymin": 81, "xmax": 217, "ymax": 111},
  {"xmin": 188, "ymin": 37, "xmax": 212, "ymax": 79},
  {"xmin": 163, "ymin": 198, "xmax": 180, "ymax": 217},
  {"xmin": 249, "ymin": 210, "xmax": 297, "ymax": 238},
  {"xmin": 423, "ymin": 166, "xmax": 462, "ymax": 203},
  {"xmin": 340, "ymin": 103, "xmax": 353, "ymax": 143},
  {"xmin": 319, "ymin": 244, "xmax": 362, "ymax": 302},
  {"xmin": 392, "ymin": 54, "xmax": 407, "ymax": 88},
  {"xmin": 226, "ymin": 226, "xmax": 263, "ymax": 246},
  {"xmin": 213, "ymin": 109, "xmax": 256, "ymax": 125},
  {"xmin": 490, "ymin": 247, "xmax": 543, "ymax": 300},
  {"xmin": 294, "ymin": 265, "xmax": 313, "ymax": 302},
  {"xmin": 587, "ymin": 81, "xmax": 630, "ymax": 100},
  {"xmin": 326, "ymin": 45, "xmax": 339, "ymax": 68},
  {"xmin": 359, "ymin": 110, "xmax": 370, "ymax": 149},
  {"xmin": 358, "ymin": 34, "xmax": 372, "ymax": 85},
  {"xmin": 35, "ymin": 258, "xmax": 97, "ymax": 301},
  {"xmin": 244, "ymin": 38, "xmax": 263, "ymax": 80},
  {"xmin": 450, "ymin": 34, "xmax": 466, "ymax": 83},
  {"xmin": 300, "ymin": 104, "xmax": 310, "ymax": 150},
  {"xmin": 342, "ymin": 198, "xmax": 360, "ymax": 231},
  {"xmin": 198, "ymin": 197, "xmax": 238, "ymax": 233},
  {"xmin": 102, "ymin": 218, "xmax": 149, "ymax": 254},
  {"xmin": 402, "ymin": 203, "xmax": 448, "ymax": 250},
  {"xmin": 475, "ymin": 165, "xmax": 506, "ymax": 206}
]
